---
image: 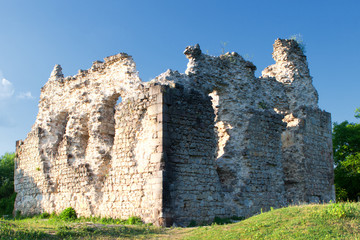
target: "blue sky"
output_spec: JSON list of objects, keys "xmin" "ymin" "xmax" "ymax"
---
[{"xmin": 0, "ymin": 0, "xmax": 359, "ymax": 155}]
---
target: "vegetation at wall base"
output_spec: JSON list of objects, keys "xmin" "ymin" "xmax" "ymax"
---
[
  {"xmin": 1, "ymin": 202, "xmax": 360, "ymax": 239},
  {"xmin": 0, "ymin": 214, "xmax": 163, "ymax": 240}
]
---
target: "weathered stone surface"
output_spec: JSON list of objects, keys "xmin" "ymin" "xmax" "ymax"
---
[{"xmin": 15, "ymin": 39, "xmax": 334, "ymax": 227}]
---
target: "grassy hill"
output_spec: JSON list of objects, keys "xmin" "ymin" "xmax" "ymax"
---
[{"xmin": 1, "ymin": 202, "xmax": 359, "ymax": 239}]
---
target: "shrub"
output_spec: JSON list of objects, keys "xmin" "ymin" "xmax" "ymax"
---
[
  {"xmin": 212, "ymin": 216, "xmax": 244, "ymax": 225},
  {"xmin": 58, "ymin": 207, "xmax": 77, "ymax": 221},
  {"xmin": 39, "ymin": 212, "xmax": 50, "ymax": 219},
  {"xmin": 188, "ymin": 220, "xmax": 197, "ymax": 227},
  {"xmin": 0, "ymin": 192, "xmax": 16, "ymax": 217},
  {"xmin": 213, "ymin": 216, "xmax": 232, "ymax": 225}
]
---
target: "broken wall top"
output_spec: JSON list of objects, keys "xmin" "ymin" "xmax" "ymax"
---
[{"xmin": 37, "ymin": 39, "xmax": 319, "ymax": 122}]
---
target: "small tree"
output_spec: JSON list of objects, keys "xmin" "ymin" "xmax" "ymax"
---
[
  {"xmin": 0, "ymin": 152, "xmax": 16, "ymax": 216},
  {"xmin": 333, "ymin": 110, "xmax": 360, "ymax": 201}
]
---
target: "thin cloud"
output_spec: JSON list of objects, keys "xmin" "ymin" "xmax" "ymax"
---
[
  {"xmin": 17, "ymin": 91, "xmax": 34, "ymax": 99},
  {"xmin": 0, "ymin": 78, "xmax": 15, "ymax": 99}
]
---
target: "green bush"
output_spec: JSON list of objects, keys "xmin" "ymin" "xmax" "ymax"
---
[{"xmin": 58, "ymin": 207, "xmax": 77, "ymax": 221}]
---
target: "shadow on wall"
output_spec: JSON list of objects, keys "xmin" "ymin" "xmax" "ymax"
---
[{"xmin": 14, "ymin": 157, "xmax": 44, "ymax": 217}]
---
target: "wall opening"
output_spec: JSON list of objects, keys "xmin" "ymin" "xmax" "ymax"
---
[
  {"xmin": 99, "ymin": 93, "xmax": 121, "ymax": 148},
  {"xmin": 116, "ymin": 96, "xmax": 122, "ymax": 106}
]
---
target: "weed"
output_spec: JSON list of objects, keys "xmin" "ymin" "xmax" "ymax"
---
[
  {"xmin": 243, "ymin": 53, "xmax": 254, "ymax": 61},
  {"xmin": 39, "ymin": 212, "xmax": 50, "ymax": 219},
  {"xmin": 324, "ymin": 202, "xmax": 358, "ymax": 219},
  {"xmin": 228, "ymin": 55, "xmax": 237, "ymax": 64},
  {"xmin": 213, "ymin": 216, "xmax": 232, "ymax": 225},
  {"xmin": 230, "ymin": 216, "xmax": 245, "ymax": 221},
  {"xmin": 221, "ymin": 41, "xmax": 229, "ymax": 55},
  {"xmin": 258, "ymin": 102, "xmax": 268, "ymax": 109},
  {"xmin": 50, "ymin": 211, "xmax": 57, "ymax": 219},
  {"xmin": 212, "ymin": 216, "xmax": 244, "ymax": 225},
  {"xmin": 289, "ymin": 33, "xmax": 306, "ymax": 53},
  {"xmin": 15, "ymin": 210, "xmax": 22, "ymax": 219},
  {"xmin": 76, "ymin": 215, "xmax": 144, "ymax": 225},
  {"xmin": 126, "ymin": 216, "xmax": 143, "ymax": 225}
]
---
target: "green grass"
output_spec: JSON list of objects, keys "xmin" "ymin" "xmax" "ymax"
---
[
  {"xmin": 180, "ymin": 202, "xmax": 360, "ymax": 240},
  {"xmin": 1, "ymin": 202, "xmax": 360, "ymax": 239},
  {"xmin": 0, "ymin": 217, "xmax": 166, "ymax": 239}
]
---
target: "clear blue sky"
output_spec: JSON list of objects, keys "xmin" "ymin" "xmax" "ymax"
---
[{"xmin": 0, "ymin": 0, "xmax": 359, "ymax": 155}]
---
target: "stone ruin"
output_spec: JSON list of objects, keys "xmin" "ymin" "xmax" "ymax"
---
[{"xmin": 14, "ymin": 39, "xmax": 335, "ymax": 226}]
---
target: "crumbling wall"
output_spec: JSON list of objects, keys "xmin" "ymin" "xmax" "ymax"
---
[
  {"xmin": 280, "ymin": 107, "xmax": 334, "ymax": 203},
  {"xmin": 181, "ymin": 45, "xmax": 289, "ymax": 217},
  {"xmin": 96, "ymin": 85, "xmax": 165, "ymax": 223},
  {"xmin": 262, "ymin": 39, "xmax": 334, "ymax": 204},
  {"xmin": 15, "ymin": 54, "xmax": 166, "ymax": 224},
  {"xmin": 15, "ymin": 39, "xmax": 334, "ymax": 226}
]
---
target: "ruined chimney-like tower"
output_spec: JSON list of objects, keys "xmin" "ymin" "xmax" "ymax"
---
[{"xmin": 14, "ymin": 39, "xmax": 334, "ymax": 226}]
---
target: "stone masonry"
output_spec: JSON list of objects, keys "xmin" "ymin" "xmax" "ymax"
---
[{"xmin": 14, "ymin": 39, "xmax": 335, "ymax": 226}]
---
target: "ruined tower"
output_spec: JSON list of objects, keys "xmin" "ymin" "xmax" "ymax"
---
[{"xmin": 14, "ymin": 39, "xmax": 334, "ymax": 226}]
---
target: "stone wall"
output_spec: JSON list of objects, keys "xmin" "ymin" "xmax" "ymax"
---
[
  {"xmin": 162, "ymin": 85, "xmax": 225, "ymax": 226},
  {"xmin": 15, "ymin": 39, "xmax": 335, "ymax": 226}
]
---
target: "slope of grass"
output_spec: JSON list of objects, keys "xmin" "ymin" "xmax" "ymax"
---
[
  {"xmin": 178, "ymin": 202, "xmax": 360, "ymax": 240},
  {"xmin": 1, "ymin": 202, "xmax": 360, "ymax": 239}
]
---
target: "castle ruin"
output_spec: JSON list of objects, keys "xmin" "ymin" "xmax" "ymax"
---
[{"xmin": 14, "ymin": 39, "xmax": 335, "ymax": 226}]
